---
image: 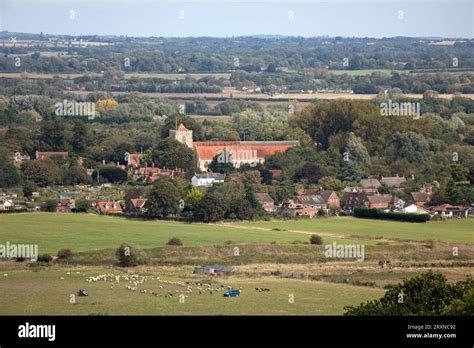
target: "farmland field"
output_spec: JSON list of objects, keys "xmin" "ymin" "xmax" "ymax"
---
[
  {"xmin": 328, "ymin": 69, "xmax": 405, "ymax": 76},
  {"xmin": 0, "ymin": 213, "xmax": 386, "ymax": 254},
  {"xmin": 0, "ymin": 72, "xmax": 231, "ymax": 80},
  {"xmin": 0, "ymin": 267, "xmax": 385, "ymax": 315},
  {"xmin": 232, "ymin": 218, "xmax": 474, "ymax": 244},
  {"xmin": 0, "ymin": 213, "xmax": 472, "ymax": 315}
]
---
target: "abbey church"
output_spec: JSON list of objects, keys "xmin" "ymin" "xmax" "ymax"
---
[{"xmin": 170, "ymin": 123, "xmax": 299, "ymax": 171}]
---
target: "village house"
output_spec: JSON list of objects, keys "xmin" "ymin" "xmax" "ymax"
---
[
  {"xmin": 359, "ymin": 178, "xmax": 381, "ymax": 194},
  {"xmin": 191, "ymin": 173, "xmax": 225, "ymax": 187},
  {"xmin": 95, "ymin": 201, "xmax": 123, "ymax": 215},
  {"xmin": 11, "ymin": 152, "xmax": 31, "ymax": 167},
  {"xmin": 340, "ymin": 192, "xmax": 402, "ymax": 211},
  {"xmin": 269, "ymin": 169, "xmax": 282, "ymax": 181},
  {"xmin": 286, "ymin": 195, "xmax": 322, "ymax": 218},
  {"xmin": 126, "ymin": 153, "xmax": 144, "ymax": 168},
  {"xmin": 429, "ymin": 204, "xmax": 469, "ymax": 218},
  {"xmin": 0, "ymin": 198, "xmax": 14, "ymax": 211},
  {"xmin": 254, "ymin": 193, "xmax": 275, "ymax": 212},
  {"xmin": 131, "ymin": 166, "xmax": 185, "ymax": 183},
  {"xmin": 406, "ymin": 192, "xmax": 431, "ymax": 206},
  {"xmin": 397, "ymin": 204, "xmax": 431, "ymax": 215},
  {"xmin": 380, "ymin": 176, "xmax": 406, "ymax": 188},
  {"xmin": 124, "ymin": 198, "xmax": 148, "ymax": 216},
  {"xmin": 297, "ymin": 188, "xmax": 340, "ymax": 209},
  {"xmin": 56, "ymin": 198, "xmax": 75, "ymax": 213}
]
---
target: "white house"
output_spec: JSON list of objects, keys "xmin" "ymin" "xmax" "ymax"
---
[
  {"xmin": 0, "ymin": 199, "xmax": 14, "ymax": 211},
  {"xmin": 191, "ymin": 173, "xmax": 225, "ymax": 187},
  {"xmin": 399, "ymin": 204, "xmax": 431, "ymax": 215}
]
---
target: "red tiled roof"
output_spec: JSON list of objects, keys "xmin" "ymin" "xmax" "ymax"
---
[
  {"xmin": 269, "ymin": 169, "xmax": 282, "ymax": 179},
  {"xmin": 97, "ymin": 201, "xmax": 122, "ymax": 214},
  {"xmin": 193, "ymin": 141, "xmax": 297, "ymax": 160},
  {"xmin": 130, "ymin": 198, "xmax": 147, "ymax": 208},
  {"xmin": 177, "ymin": 123, "xmax": 189, "ymax": 131},
  {"xmin": 128, "ymin": 153, "xmax": 143, "ymax": 166}
]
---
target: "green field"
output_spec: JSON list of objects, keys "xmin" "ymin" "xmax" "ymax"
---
[
  {"xmin": 329, "ymin": 69, "xmax": 405, "ymax": 76},
  {"xmin": 0, "ymin": 72, "xmax": 231, "ymax": 80},
  {"xmin": 0, "ymin": 214, "xmax": 384, "ymax": 254},
  {"xmin": 0, "ymin": 214, "xmax": 472, "ymax": 256},
  {"xmin": 232, "ymin": 218, "xmax": 474, "ymax": 244},
  {"xmin": 0, "ymin": 268, "xmax": 384, "ymax": 315}
]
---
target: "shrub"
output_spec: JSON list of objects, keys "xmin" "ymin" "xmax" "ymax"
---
[
  {"xmin": 57, "ymin": 249, "xmax": 73, "ymax": 260},
  {"xmin": 353, "ymin": 207, "xmax": 430, "ymax": 223},
  {"xmin": 310, "ymin": 234, "xmax": 323, "ymax": 245},
  {"xmin": 224, "ymin": 240, "xmax": 235, "ymax": 245},
  {"xmin": 37, "ymin": 254, "xmax": 52, "ymax": 263},
  {"xmin": 116, "ymin": 243, "xmax": 146, "ymax": 267},
  {"xmin": 166, "ymin": 237, "xmax": 183, "ymax": 246},
  {"xmin": 41, "ymin": 199, "xmax": 57, "ymax": 212},
  {"xmin": 344, "ymin": 271, "xmax": 474, "ymax": 315}
]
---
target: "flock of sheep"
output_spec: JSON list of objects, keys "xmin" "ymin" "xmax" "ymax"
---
[{"xmin": 83, "ymin": 273, "xmax": 244, "ymax": 299}]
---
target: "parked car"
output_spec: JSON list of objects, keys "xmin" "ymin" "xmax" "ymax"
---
[{"xmin": 223, "ymin": 289, "xmax": 240, "ymax": 297}]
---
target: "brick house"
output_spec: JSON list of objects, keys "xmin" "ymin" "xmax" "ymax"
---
[
  {"xmin": 254, "ymin": 193, "xmax": 275, "ymax": 212},
  {"xmin": 124, "ymin": 198, "xmax": 148, "ymax": 216},
  {"xmin": 56, "ymin": 198, "xmax": 75, "ymax": 213},
  {"xmin": 286, "ymin": 196, "xmax": 322, "ymax": 218},
  {"xmin": 407, "ymin": 192, "xmax": 430, "ymax": 206},
  {"xmin": 96, "ymin": 201, "xmax": 123, "ymax": 215}
]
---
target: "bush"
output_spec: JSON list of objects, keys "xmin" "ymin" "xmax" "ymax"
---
[
  {"xmin": 37, "ymin": 254, "xmax": 52, "ymax": 263},
  {"xmin": 57, "ymin": 249, "xmax": 73, "ymax": 261},
  {"xmin": 116, "ymin": 243, "xmax": 146, "ymax": 267},
  {"xmin": 344, "ymin": 271, "xmax": 474, "ymax": 315},
  {"xmin": 310, "ymin": 234, "xmax": 323, "ymax": 245},
  {"xmin": 166, "ymin": 237, "xmax": 183, "ymax": 246},
  {"xmin": 41, "ymin": 199, "xmax": 57, "ymax": 212},
  {"xmin": 224, "ymin": 240, "xmax": 235, "ymax": 245},
  {"xmin": 353, "ymin": 207, "xmax": 431, "ymax": 223}
]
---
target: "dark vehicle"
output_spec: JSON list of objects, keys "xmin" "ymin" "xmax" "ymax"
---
[
  {"xmin": 78, "ymin": 289, "xmax": 89, "ymax": 297},
  {"xmin": 223, "ymin": 289, "xmax": 240, "ymax": 297}
]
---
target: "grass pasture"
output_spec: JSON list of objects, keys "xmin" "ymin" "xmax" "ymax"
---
[
  {"xmin": 0, "ymin": 72, "xmax": 231, "ymax": 80},
  {"xmin": 0, "ymin": 214, "xmax": 390, "ymax": 254},
  {"xmin": 0, "ymin": 267, "xmax": 385, "ymax": 315},
  {"xmin": 232, "ymin": 217, "xmax": 474, "ymax": 244}
]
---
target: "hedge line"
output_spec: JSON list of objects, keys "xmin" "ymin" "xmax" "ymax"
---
[{"xmin": 353, "ymin": 207, "xmax": 431, "ymax": 223}]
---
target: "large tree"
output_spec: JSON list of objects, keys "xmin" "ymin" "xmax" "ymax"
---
[{"xmin": 145, "ymin": 177, "xmax": 181, "ymax": 218}]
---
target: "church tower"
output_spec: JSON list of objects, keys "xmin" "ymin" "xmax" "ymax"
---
[{"xmin": 169, "ymin": 123, "xmax": 193, "ymax": 148}]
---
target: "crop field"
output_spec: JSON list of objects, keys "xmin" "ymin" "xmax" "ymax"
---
[{"xmin": 0, "ymin": 267, "xmax": 385, "ymax": 315}]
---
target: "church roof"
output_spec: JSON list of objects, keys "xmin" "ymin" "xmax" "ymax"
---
[
  {"xmin": 193, "ymin": 141, "xmax": 298, "ymax": 160},
  {"xmin": 177, "ymin": 123, "xmax": 189, "ymax": 131}
]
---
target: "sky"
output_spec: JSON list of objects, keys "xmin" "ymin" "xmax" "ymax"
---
[{"xmin": 0, "ymin": 0, "xmax": 473, "ymax": 38}]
